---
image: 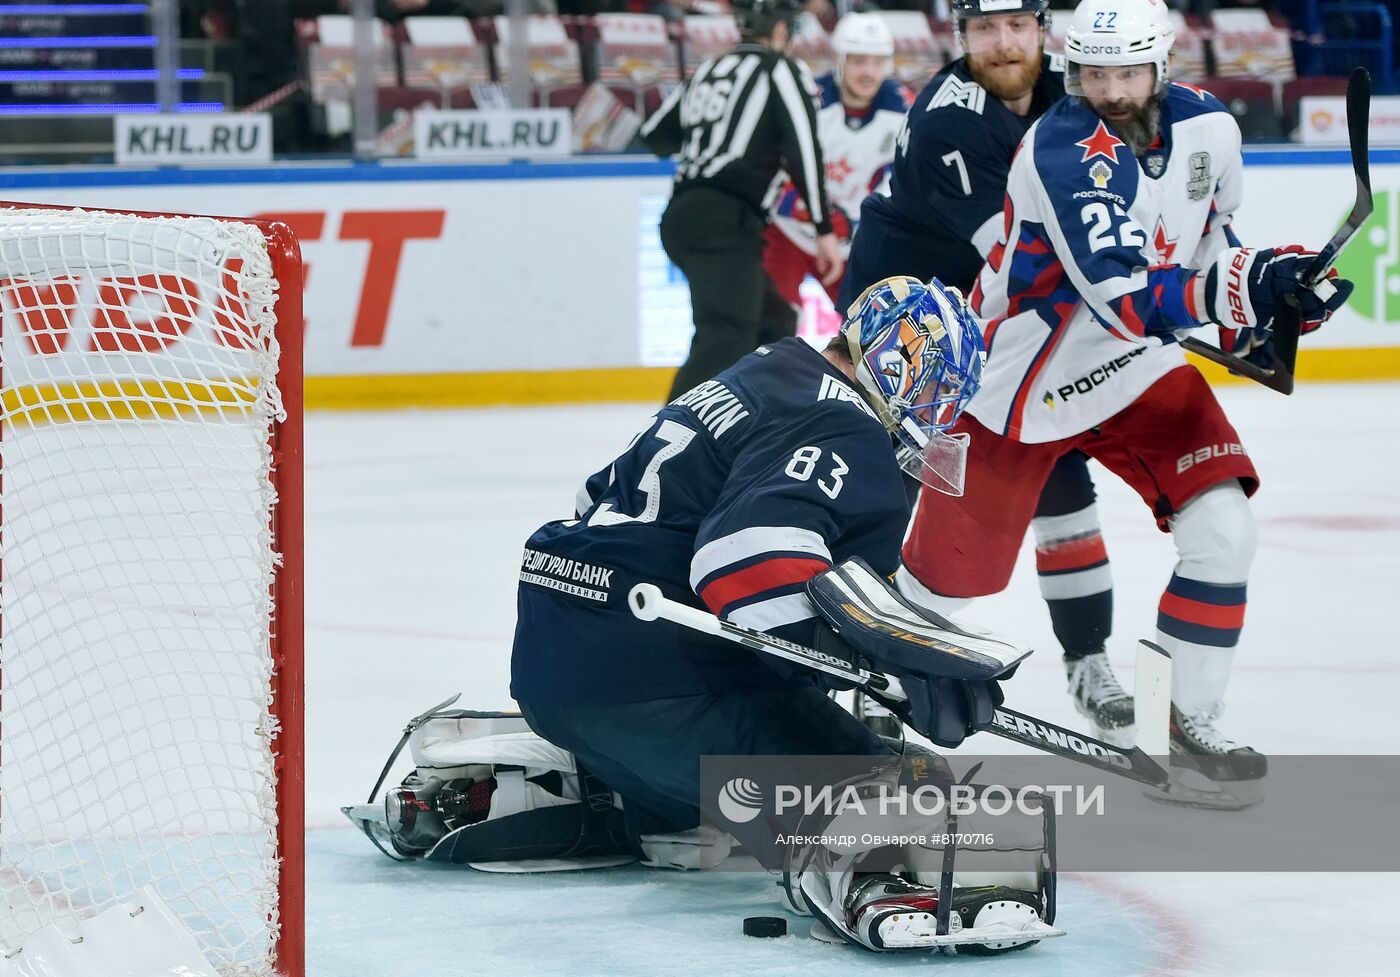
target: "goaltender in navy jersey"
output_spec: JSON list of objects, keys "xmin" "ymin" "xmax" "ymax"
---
[
  {"xmin": 968, "ymin": 83, "xmax": 1243, "ymax": 443},
  {"xmin": 511, "ymin": 338, "xmax": 909, "ymax": 705},
  {"xmin": 770, "ymin": 73, "xmax": 912, "ymax": 255},
  {"xmin": 840, "ymin": 54, "xmax": 1065, "ymax": 304}
]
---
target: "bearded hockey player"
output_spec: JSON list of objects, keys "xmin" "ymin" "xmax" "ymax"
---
[
  {"xmin": 896, "ymin": 0, "xmax": 1354, "ymax": 808},
  {"xmin": 841, "ymin": 0, "xmax": 1136, "ymax": 748},
  {"xmin": 839, "ymin": 0, "xmax": 1063, "ymax": 306},
  {"xmin": 763, "ymin": 13, "xmax": 912, "ymax": 318}
]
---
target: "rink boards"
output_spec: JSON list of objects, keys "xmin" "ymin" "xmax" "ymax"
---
[{"xmin": 3, "ymin": 149, "xmax": 1399, "ymax": 409}]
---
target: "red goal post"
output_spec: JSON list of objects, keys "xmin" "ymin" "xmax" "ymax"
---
[{"xmin": 0, "ymin": 201, "xmax": 304, "ymax": 977}]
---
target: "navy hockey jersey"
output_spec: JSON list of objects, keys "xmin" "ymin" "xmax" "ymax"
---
[
  {"xmin": 839, "ymin": 55, "xmax": 1065, "ymax": 304},
  {"xmin": 510, "ymin": 339, "xmax": 909, "ymax": 705}
]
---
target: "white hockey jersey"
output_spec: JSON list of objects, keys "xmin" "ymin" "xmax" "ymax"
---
[
  {"xmin": 770, "ymin": 74, "xmax": 912, "ymax": 255},
  {"xmin": 968, "ymin": 83, "xmax": 1243, "ymax": 443}
]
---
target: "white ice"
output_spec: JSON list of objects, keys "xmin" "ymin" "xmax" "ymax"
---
[{"xmin": 305, "ymin": 382, "xmax": 1400, "ymax": 977}]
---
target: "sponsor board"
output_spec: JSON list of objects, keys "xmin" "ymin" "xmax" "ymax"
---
[
  {"xmin": 1, "ymin": 158, "xmax": 1395, "ymax": 407},
  {"xmin": 413, "ymin": 109, "xmax": 571, "ymax": 159},
  {"xmin": 114, "ymin": 114, "xmax": 272, "ymax": 165},
  {"xmin": 1298, "ymin": 95, "xmax": 1400, "ymax": 146}
]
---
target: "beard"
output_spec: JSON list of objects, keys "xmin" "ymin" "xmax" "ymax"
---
[
  {"xmin": 1082, "ymin": 95, "xmax": 1162, "ymax": 156},
  {"xmin": 966, "ymin": 49, "xmax": 1042, "ymax": 102}
]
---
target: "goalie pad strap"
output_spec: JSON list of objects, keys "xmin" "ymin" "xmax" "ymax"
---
[{"xmin": 806, "ymin": 558, "xmax": 1032, "ymax": 681}]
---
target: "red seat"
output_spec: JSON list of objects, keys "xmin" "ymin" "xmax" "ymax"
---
[
  {"xmin": 1193, "ymin": 76, "xmax": 1280, "ymax": 142},
  {"xmin": 1281, "ymin": 76, "xmax": 1350, "ymax": 136},
  {"xmin": 376, "ymin": 86, "xmax": 442, "ymax": 112},
  {"xmin": 541, "ymin": 83, "xmax": 591, "ymax": 110}
]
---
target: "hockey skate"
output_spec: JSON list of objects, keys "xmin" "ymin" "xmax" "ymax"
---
[
  {"xmin": 1065, "ymin": 651, "xmax": 1135, "ymax": 748},
  {"xmin": 1148, "ymin": 705, "xmax": 1266, "ymax": 811},
  {"xmin": 814, "ymin": 875, "xmax": 1062, "ymax": 954}
]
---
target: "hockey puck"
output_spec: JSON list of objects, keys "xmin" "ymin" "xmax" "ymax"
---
[{"xmin": 743, "ymin": 916, "xmax": 787, "ymax": 938}]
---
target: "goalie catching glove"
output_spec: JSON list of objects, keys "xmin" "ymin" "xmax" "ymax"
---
[{"xmin": 806, "ymin": 558, "xmax": 1032, "ymax": 748}]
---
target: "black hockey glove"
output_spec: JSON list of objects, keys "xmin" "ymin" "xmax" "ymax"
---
[
  {"xmin": 1200, "ymin": 245, "xmax": 1354, "ymax": 336},
  {"xmin": 898, "ymin": 671, "xmax": 1004, "ymax": 749}
]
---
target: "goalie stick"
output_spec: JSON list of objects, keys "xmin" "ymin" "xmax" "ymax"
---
[
  {"xmin": 1181, "ymin": 66, "xmax": 1373, "ymax": 394},
  {"xmin": 627, "ymin": 583, "xmax": 1171, "ymax": 790}
]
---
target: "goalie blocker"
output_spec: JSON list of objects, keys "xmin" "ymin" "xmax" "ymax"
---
[{"xmin": 808, "ymin": 558, "xmax": 1031, "ymax": 747}]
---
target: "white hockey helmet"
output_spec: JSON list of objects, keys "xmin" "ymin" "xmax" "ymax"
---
[
  {"xmin": 1063, "ymin": 0, "xmax": 1175, "ymax": 93},
  {"xmin": 832, "ymin": 12, "xmax": 894, "ymax": 58}
]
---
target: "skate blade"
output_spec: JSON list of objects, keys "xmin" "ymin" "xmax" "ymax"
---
[
  {"xmin": 341, "ymin": 803, "xmax": 385, "ymax": 828},
  {"xmin": 1143, "ymin": 769, "xmax": 1264, "ymax": 811}
]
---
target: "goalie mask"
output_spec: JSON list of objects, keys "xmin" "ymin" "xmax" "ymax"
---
[{"xmin": 842, "ymin": 276, "xmax": 986, "ymax": 496}]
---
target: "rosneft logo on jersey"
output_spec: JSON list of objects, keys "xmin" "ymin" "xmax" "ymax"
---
[{"xmin": 1044, "ymin": 346, "xmax": 1148, "ymax": 406}]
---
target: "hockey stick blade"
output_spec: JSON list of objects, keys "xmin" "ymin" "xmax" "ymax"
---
[
  {"xmin": 1133, "ymin": 640, "xmax": 1172, "ymax": 759},
  {"xmin": 1182, "ymin": 67, "xmax": 1372, "ymax": 395},
  {"xmin": 628, "ymin": 584, "xmax": 1169, "ymax": 789},
  {"xmin": 1181, "ymin": 331, "xmax": 1296, "ymax": 394}
]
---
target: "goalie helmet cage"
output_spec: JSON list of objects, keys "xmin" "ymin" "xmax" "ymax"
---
[{"xmin": 0, "ymin": 201, "xmax": 304, "ymax": 977}]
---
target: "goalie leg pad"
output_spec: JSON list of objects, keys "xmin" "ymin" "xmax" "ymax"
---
[{"xmin": 348, "ymin": 703, "xmax": 643, "ymax": 870}]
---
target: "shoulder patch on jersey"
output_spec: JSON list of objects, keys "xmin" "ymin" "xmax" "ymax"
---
[
  {"xmin": 1185, "ymin": 150, "xmax": 1213, "ymax": 200},
  {"xmin": 817, "ymin": 373, "xmax": 881, "ymax": 423},
  {"xmin": 927, "ymin": 73, "xmax": 987, "ymax": 115}
]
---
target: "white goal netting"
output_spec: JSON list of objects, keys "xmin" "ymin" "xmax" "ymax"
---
[{"xmin": 0, "ymin": 207, "xmax": 297, "ymax": 976}]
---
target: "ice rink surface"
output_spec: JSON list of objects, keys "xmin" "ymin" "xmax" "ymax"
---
[{"xmin": 303, "ymin": 381, "xmax": 1400, "ymax": 977}]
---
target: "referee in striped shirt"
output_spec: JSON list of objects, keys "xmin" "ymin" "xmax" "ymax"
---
[{"xmin": 641, "ymin": 0, "xmax": 844, "ymax": 400}]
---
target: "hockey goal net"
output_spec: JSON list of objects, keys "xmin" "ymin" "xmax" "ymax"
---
[{"xmin": 0, "ymin": 203, "xmax": 303, "ymax": 976}]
